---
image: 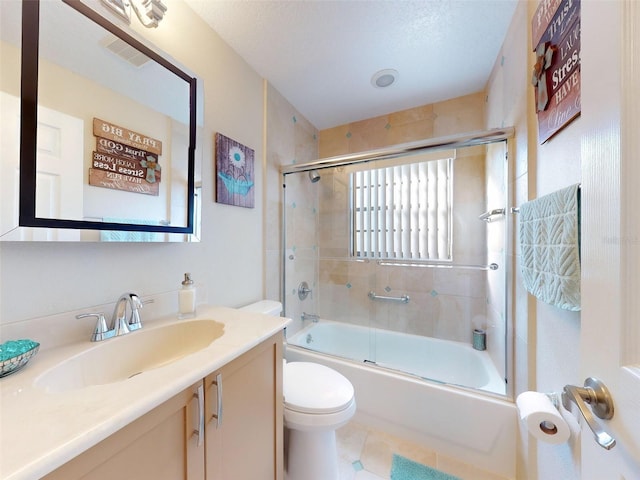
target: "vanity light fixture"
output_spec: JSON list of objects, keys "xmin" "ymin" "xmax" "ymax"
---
[
  {"xmin": 101, "ymin": 0, "xmax": 167, "ymax": 29},
  {"xmin": 371, "ymin": 69, "xmax": 399, "ymax": 89}
]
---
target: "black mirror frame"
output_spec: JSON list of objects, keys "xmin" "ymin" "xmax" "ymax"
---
[{"xmin": 19, "ymin": 0, "xmax": 197, "ymax": 234}]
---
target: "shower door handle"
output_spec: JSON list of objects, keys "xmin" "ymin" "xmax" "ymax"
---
[{"xmin": 479, "ymin": 208, "xmax": 505, "ymax": 222}]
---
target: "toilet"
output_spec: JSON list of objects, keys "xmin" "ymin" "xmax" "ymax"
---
[{"xmin": 240, "ymin": 301, "xmax": 356, "ymax": 480}]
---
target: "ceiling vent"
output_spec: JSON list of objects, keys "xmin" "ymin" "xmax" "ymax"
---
[{"xmin": 101, "ymin": 36, "xmax": 151, "ymax": 68}]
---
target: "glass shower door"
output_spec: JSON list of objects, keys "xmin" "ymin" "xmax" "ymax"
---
[
  {"xmin": 282, "ymin": 165, "xmax": 377, "ymax": 363},
  {"xmin": 282, "ymin": 138, "xmax": 510, "ymax": 397}
]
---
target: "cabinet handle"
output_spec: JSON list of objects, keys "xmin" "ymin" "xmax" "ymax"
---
[
  {"xmin": 195, "ymin": 384, "xmax": 205, "ymax": 447},
  {"xmin": 212, "ymin": 373, "xmax": 223, "ymax": 428}
]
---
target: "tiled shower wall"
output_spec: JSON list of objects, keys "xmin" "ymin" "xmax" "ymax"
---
[
  {"xmin": 265, "ymin": 83, "xmax": 319, "ymax": 334},
  {"xmin": 317, "ymin": 93, "xmax": 500, "ymax": 345},
  {"xmin": 266, "ymin": 87, "xmax": 507, "ymax": 353}
]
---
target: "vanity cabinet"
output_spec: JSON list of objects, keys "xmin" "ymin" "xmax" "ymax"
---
[
  {"xmin": 205, "ymin": 331, "xmax": 284, "ymax": 480},
  {"xmin": 41, "ymin": 332, "xmax": 283, "ymax": 480},
  {"xmin": 43, "ymin": 381, "xmax": 205, "ymax": 480}
]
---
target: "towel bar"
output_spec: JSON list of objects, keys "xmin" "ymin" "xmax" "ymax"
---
[{"xmin": 512, "ymin": 183, "xmax": 581, "ymax": 214}]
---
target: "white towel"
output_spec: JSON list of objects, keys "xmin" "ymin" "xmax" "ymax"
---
[
  {"xmin": 100, "ymin": 218, "xmax": 162, "ymax": 242},
  {"xmin": 519, "ymin": 184, "xmax": 581, "ymax": 311}
]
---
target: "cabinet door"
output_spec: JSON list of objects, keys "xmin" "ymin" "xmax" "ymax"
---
[
  {"xmin": 205, "ymin": 332, "xmax": 283, "ymax": 480},
  {"xmin": 44, "ymin": 381, "xmax": 206, "ymax": 480}
]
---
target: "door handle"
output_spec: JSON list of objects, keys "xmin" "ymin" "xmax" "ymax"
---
[
  {"xmin": 211, "ymin": 373, "xmax": 223, "ymax": 428},
  {"xmin": 194, "ymin": 384, "xmax": 205, "ymax": 447},
  {"xmin": 562, "ymin": 377, "xmax": 616, "ymax": 450}
]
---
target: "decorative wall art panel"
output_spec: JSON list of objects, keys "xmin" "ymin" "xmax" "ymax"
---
[{"xmin": 215, "ymin": 133, "xmax": 255, "ymax": 208}]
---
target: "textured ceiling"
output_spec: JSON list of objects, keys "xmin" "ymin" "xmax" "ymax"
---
[{"xmin": 184, "ymin": 1, "xmax": 518, "ymax": 130}]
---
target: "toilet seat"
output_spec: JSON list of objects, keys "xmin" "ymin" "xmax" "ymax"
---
[{"xmin": 284, "ymin": 362, "xmax": 355, "ymax": 414}]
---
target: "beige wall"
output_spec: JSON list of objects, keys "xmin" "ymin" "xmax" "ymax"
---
[
  {"xmin": 320, "ymin": 92, "xmax": 486, "ymax": 157},
  {"xmin": 265, "ymin": 85, "xmax": 319, "ymax": 328}
]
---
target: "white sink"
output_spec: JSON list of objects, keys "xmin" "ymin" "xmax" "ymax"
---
[{"xmin": 34, "ymin": 319, "xmax": 224, "ymax": 393}]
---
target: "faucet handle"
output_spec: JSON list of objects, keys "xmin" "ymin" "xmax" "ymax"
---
[
  {"xmin": 129, "ymin": 296, "xmax": 154, "ymax": 331},
  {"xmin": 128, "ymin": 294, "xmax": 143, "ymax": 331},
  {"xmin": 76, "ymin": 312, "xmax": 114, "ymax": 342}
]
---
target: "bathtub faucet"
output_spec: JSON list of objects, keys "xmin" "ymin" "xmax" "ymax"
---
[{"xmin": 301, "ymin": 312, "xmax": 320, "ymax": 323}]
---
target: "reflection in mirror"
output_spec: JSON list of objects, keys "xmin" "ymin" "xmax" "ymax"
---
[{"xmin": 0, "ymin": 0, "xmax": 200, "ymax": 241}]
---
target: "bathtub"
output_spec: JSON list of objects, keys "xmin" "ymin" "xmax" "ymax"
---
[
  {"xmin": 287, "ymin": 320, "xmax": 505, "ymax": 394},
  {"xmin": 286, "ymin": 320, "xmax": 516, "ymax": 479}
]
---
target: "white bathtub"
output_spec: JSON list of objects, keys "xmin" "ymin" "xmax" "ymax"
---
[
  {"xmin": 287, "ymin": 320, "xmax": 505, "ymax": 394},
  {"xmin": 286, "ymin": 320, "xmax": 516, "ymax": 479}
]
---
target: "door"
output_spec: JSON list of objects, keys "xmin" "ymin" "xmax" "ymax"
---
[
  {"xmin": 205, "ymin": 333, "xmax": 283, "ymax": 480},
  {"xmin": 580, "ymin": 1, "xmax": 640, "ymax": 478},
  {"xmin": 0, "ymin": 92, "xmax": 22, "ymax": 236},
  {"xmin": 0, "ymin": 92, "xmax": 83, "ymax": 240}
]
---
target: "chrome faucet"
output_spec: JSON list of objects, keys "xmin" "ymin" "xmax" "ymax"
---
[
  {"xmin": 112, "ymin": 292, "xmax": 144, "ymax": 334},
  {"xmin": 301, "ymin": 312, "xmax": 320, "ymax": 323},
  {"xmin": 77, "ymin": 292, "xmax": 152, "ymax": 342}
]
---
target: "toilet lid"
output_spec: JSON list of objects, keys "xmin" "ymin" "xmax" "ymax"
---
[{"xmin": 284, "ymin": 362, "xmax": 355, "ymax": 414}]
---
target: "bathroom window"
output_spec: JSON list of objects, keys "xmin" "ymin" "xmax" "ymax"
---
[{"xmin": 351, "ymin": 158, "xmax": 452, "ymax": 261}]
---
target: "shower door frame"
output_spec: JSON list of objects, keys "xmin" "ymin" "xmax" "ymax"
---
[{"xmin": 281, "ymin": 127, "xmax": 515, "ymax": 399}]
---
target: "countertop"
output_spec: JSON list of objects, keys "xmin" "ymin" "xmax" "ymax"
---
[{"xmin": 0, "ymin": 305, "xmax": 291, "ymax": 480}]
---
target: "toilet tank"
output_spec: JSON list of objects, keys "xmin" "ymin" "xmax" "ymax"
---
[{"xmin": 240, "ymin": 300, "xmax": 283, "ymax": 316}]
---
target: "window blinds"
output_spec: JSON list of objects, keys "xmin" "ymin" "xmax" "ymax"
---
[{"xmin": 353, "ymin": 158, "xmax": 452, "ymax": 260}]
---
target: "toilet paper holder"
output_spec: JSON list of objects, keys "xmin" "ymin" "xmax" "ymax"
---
[{"xmin": 561, "ymin": 377, "xmax": 616, "ymax": 450}]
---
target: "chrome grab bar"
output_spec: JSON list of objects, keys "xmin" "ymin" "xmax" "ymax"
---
[
  {"xmin": 479, "ymin": 208, "xmax": 505, "ymax": 222},
  {"xmin": 368, "ymin": 291, "xmax": 410, "ymax": 304},
  {"xmin": 377, "ymin": 261, "xmax": 498, "ymax": 271}
]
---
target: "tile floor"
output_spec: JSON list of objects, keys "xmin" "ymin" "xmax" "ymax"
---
[{"xmin": 336, "ymin": 421, "xmax": 510, "ymax": 480}]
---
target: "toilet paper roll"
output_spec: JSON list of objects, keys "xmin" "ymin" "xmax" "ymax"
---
[{"xmin": 516, "ymin": 391, "xmax": 571, "ymax": 445}]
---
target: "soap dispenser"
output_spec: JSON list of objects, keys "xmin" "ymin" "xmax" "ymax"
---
[{"xmin": 178, "ymin": 273, "xmax": 196, "ymax": 319}]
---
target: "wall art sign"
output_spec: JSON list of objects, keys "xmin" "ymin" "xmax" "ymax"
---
[
  {"xmin": 89, "ymin": 118, "xmax": 162, "ymax": 196},
  {"xmin": 93, "ymin": 118, "xmax": 162, "ymax": 154},
  {"xmin": 88, "ymin": 168, "xmax": 160, "ymax": 195},
  {"xmin": 215, "ymin": 133, "xmax": 255, "ymax": 208},
  {"xmin": 531, "ymin": 0, "xmax": 581, "ymax": 144}
]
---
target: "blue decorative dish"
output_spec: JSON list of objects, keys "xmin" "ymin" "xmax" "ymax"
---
[{"xmin": 0, "ymin": 339, "xmax": 40, "ymax": 377}]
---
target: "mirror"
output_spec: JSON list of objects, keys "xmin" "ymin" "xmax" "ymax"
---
[{"xmin": 0, "ymin": 0, "xmax": 200, "ymax": 241}]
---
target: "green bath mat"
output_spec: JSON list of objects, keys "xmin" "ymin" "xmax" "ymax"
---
[{"xmin": 390, "ymin": 454, "xmax": 461, "ymax": 480}]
